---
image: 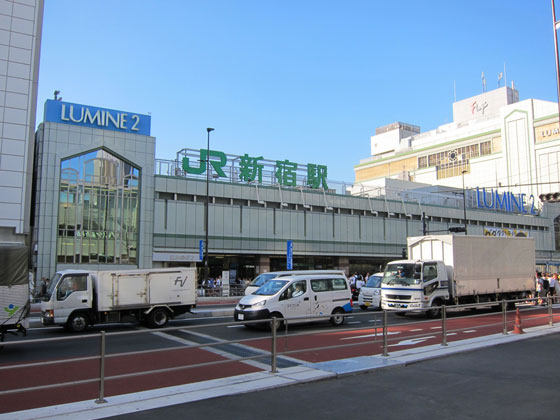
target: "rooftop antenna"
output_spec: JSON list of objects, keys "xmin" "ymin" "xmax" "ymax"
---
[
  {"xmin": 53, "ymin": 90, "xmax": 60, "ymax": 100},
  {"xmin": 481, "ymin": 72, "xmax": 486, "ymax": 92},
  {"xmin": 498, "ymin": 72, "xmax": 503, "ymax": 87}
]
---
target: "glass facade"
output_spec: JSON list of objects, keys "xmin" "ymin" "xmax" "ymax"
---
[{"xmin": 57, "ymin": 149, "xmax": 140, "ymax": 265}]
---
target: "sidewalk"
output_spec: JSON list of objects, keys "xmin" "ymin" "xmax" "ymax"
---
[{"xmin": 6, "ymin": 320, "xmax": 560, "ymax": 420}]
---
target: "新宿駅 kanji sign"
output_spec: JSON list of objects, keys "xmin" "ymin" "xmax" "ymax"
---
[{"xmin": 181, "ymin": 148, "xmax": 329, "ymax": 190}]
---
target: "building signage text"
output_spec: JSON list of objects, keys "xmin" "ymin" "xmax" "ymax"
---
[
  {"xmin": 182, "ymin": 148, "xmax": 329, "ymax": 190},
  {"xmin": 476, "ymin": 187, "xmax": 538, "ymax": 215},
  {"xmin": 44, "ymin": 100, "xmax": 151, "ymax": 136}
]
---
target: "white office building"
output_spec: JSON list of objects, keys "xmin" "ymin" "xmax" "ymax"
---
[{"xmin": 0, "ymin": 0, "xmax": 43, "ymax": 244}]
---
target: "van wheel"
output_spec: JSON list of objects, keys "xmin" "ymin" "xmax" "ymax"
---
[
  {"xmin": 269, "ymin": 312, "xmax": 284, "ymax": 330},
  {"xmin": 67, "ymin": 313, "xmax": 89, "ymax": 333},
  {"xmin": 148, "ymin": 308, "xmax": 169, "ymax": 328},
  {"xmin": 330, "ymin": 308, "xmax": 346, "ymax": 326}
]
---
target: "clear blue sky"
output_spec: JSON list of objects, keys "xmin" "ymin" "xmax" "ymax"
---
[{"xmin": 36, "ymin": 0, "xmax": 558, "ymax": 183}]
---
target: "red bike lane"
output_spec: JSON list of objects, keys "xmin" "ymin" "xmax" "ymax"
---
[{"xmin": 1, "ymin": 306, "xmax": 557, "ymax": 414}]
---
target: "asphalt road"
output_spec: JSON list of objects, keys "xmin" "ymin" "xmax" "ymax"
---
[{"xmin": 104, "ymin": 331, "xmax": 560, "ymax": 420}]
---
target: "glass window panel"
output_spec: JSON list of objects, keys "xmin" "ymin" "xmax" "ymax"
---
[{"xmin": 57, "ymin": 149, "xmax": 140, "ymax": 266}]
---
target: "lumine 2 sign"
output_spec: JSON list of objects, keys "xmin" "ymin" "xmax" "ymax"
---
[
  {"xmin": 44, "ymin": 100, "xmax": 151, "ymax": 136},
  {"xmin": 476, "ymin": 187, "xmax": 538, "ymax": 215},
  {"xmin": 182, "ymin": 149, "xmax": 329, "ymax": 189}
]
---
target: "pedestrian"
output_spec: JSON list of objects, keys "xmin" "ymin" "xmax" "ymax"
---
[
  {"xmin": 356, "ymin": 275, "xmax": 365, "ymax": 291},
  {"xmin": 535, "ymin": 272, "xmax": 543, "ymax": 305},
  {"xmin": 549, "ymin": 273, "xmax": 557, "ymax": 299}
]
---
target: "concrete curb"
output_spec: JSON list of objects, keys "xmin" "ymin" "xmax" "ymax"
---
[{"xmin": 6, "ymin": 323, "xmax": 560, "ymax": 420}]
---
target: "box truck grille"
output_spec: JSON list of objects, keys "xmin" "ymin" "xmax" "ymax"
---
[{"xmin": 386, "ymin": 294, "xmax": 411, "ymax": 300}]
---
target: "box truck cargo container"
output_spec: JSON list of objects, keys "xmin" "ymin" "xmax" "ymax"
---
[
  {"xmin": 41, "ymin": 267, "xmax": 196, "ymax": 332},
  {"xmin": 381, "ymin": 235, "xmax": 535, "ymax": 317}
]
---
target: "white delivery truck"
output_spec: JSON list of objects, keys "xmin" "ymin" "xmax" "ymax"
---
[
  {"xmin": 381, "ymin": 235, "xmax": 535, "ymax": 317},
  {"xmin": 41, "ymin": 267, "xmax": 196, "ymax": 332},
  {"xmin": 0, "ymin": 242, "xmax": 30, "ymax": 342}
]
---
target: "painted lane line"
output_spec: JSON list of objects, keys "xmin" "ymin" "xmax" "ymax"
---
[
  {"xmin": 430, "ymin": 326, "xmax": 442, "ymax": 330},
  {"xmin": 348, "ymin": 321, "xmax": 361, "ymax": 325},
  {"xmin": 463, "ymin": 330, "xmax": 477, "ymax": 333},
  {"xmin": 389, "ymin": 336, "xmax": 436, "ymax": 347},
  {"xmin": 341, "ymin": 331, "xmax": 400, "ymax": 340},
  {"xmin": 149, "ymin": 329, "xmax": 270, "ymax": 370},
  {"xmin": 178, "ymin": 329, "xmax": 305, "ymax": 366},
  {"xmin": 410, "ymin": 328, "xmax": 423, "ymax": 332}
]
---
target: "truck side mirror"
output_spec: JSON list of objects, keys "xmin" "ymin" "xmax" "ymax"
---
[{"xmin": 414, "ymin": 272, "xmax": 421, "ymax": 280}]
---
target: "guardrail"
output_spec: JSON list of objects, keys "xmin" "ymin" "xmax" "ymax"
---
[{"xmin": 0, "ymin": 297, "xmax": 558, "ymax": 410}]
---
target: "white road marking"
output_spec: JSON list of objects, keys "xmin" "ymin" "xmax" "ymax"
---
[
  {"xmin": 410, "ymin": 328, "xmax": 423, "ymax": 332},
  {"xmin": 341, "ymin": 331, "xmax": 400, "ymax": 340},
  {"xmin": 463, "ymin": 330, "xmax": 477, "ymax": 333},
  {"xmin": 430, "ymin": 326, "xmax": 442, "ymax": 330},
  {"xmin": 389, "ymin": 336, "xmax": 436, "ymax": 347}
]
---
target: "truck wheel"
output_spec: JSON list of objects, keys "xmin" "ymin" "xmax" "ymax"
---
[
  {"xmin": 148, "ymin": 308, "xmax": 169, "ymax": 328},
  {"xmin": 330, "ymin": 308, "xmax": 346, "ymax": 326},
  {"xmin": 426, "ymin": 301, "xmax": 442, "ymax": 318},
  {"xmin": 67, "ymin": 313, "xmax": 89, "ymax": 333},
  {"xmin": 359, "ymin": 305, "xmax": 368, "ymax": 310}
]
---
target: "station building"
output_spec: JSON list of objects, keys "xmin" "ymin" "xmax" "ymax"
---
[{"xmin": 32, "ymin": 98, "xmax": 560, "ymax": 282}]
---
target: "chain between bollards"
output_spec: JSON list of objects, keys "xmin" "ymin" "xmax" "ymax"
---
[{"xmin": 95, "ymin": 330, "xmax": 107, "ymax": 404}]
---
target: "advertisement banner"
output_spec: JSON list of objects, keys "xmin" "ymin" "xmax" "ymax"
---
[{"xmin": 483, "ymin": 227, "xmax": 529, "ymax": 237}]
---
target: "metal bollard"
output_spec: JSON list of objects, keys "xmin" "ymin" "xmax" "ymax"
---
[
  {"xmin": 441, "ymin": 305, "xmax": 448, "ymax": 346},
  {"xmin": 270, "ymin": 317, "xmax": 278, "ymax": 373},
  {"xmin": 382, "ymin": 310, "xmax": 389, "ymax": 357},
  {"xmin": 548, "ymin": 296, "xmax": 553, "ymax": 327},
  {"xmin": 95, "ymin": 331, "xmax": 108, "ymax": 404},
  {"xmin": 502, "ymin": 300, "xmax": 508, "ymax": 335}
]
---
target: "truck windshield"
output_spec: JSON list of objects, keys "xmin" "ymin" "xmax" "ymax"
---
[
  {"xmin": 255, "ymin": 279, "xmax": 289, "ymax": 296},
  {"xmin": 382, "ymin": 263, "xmax": 419, "ymax": 286},
  {"xmin": 44, "ymin": 273, "xmax": 62, "ymax": 300}
]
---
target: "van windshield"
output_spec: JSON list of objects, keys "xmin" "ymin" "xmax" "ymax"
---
[
  {"xmin": 249, "ymin": 273, "xmax": 279, "ymax": 287},
  {"xmin": 365, "ymin": 275, "xmax": 382, "ymax": 288},
  {"xmin": 382, "ymin": 263, "xmax": 419, "ymax": 286},
  {"xmin": 255, "ymin": 279, "xmax": 289, "ymax": 296}
]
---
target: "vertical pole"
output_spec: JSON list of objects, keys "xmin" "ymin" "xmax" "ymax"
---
[
  {"xmin": 441, "ymin": 305, "xmax": 448, "ymax": 346},
  {"xmin": 502, "ymin": 300, "xmax": 508, "ymax": 335},
  {"xmin": 204, "ymin": 128, "xmax": 214, "ymax": 286},
  {"xmin": 548, "ymin": 296, "xmax": 553, "ymax": 326},
  {"xmin": 270, "ymin": 317, "xmax": 278, "ymax": 373},
  {"xmin": 382, "ymin": 310, "xmax": 389, "ymax": 357},
  {"xmin": 95, "ymin": 331, "xmax": 107, "ymax": 404},
  {"xmin": 462, "ymin": 170, "xmax": 468, "ymax": 235}
]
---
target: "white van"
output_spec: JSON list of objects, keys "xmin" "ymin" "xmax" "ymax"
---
[
  {"xmin": 234, "ymin": 273, "xmax": 353, "ymax": 326},
  {"xmin": 358, "ymin": 272, "xmax": 384, "ymax": 310},
  {"xmin": 244, "ymin": 270, "xmax": 345, "ymax": 296}
]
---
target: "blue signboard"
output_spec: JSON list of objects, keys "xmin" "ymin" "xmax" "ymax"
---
[
  {"xmin": 199, "ymin": 240, "xmax": 204, "ymax": 261},
  {"xmin": 287, "ymin": 240, "xmax": 293, "ymax": 270},
  {"xmin": 44, "ymin": 100, "xmax": 151, "ymax": 136}
]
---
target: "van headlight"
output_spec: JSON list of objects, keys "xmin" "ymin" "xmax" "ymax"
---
[{"xmin": 253, "ymin": 300, "xmax": 266, "ymax": 308}]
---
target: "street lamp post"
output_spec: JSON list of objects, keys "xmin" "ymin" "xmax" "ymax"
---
[
  {"xmin": 204, "ymin": 128, "xmax": 214, "ymax": 284},
  {"xmin": 462, "ymin": 170, "xmax": 468, "ymax": 235}
]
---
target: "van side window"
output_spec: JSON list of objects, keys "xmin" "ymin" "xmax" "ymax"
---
[
  {"xmin": 330, "ymin": 278, "xmax": 348, "ymax": 290},
  {"xmin": 311, "ymin": 279, "xmax": 329, "ymax": 292}
]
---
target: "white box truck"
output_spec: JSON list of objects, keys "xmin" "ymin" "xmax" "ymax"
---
[
  {"xmin": 0, "ymin": 242, "xmax": 30, "ymax": 342},
  {"xmin": 381, "ymin": 235, "xmax": 535, "ymax": 317},
  {"xmin": 41, "ymin": 267, "xmax": 196, "ymax": 332}
]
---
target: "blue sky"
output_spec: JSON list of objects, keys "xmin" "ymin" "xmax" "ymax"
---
[{"xmin": 36, "ymin": 0, "xmax": 558, "ymax": 183}]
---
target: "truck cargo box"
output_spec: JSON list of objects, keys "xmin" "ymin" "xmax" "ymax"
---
[
  {"xmin": 407, "ymin": 235, "xmax": 535, "ymax": 297},
  {"xmin": 95, "ymin": 267, "xmax": 196, "ymax": 311}
]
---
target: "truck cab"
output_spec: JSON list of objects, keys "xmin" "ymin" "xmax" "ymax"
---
[
  {"xmin": 380, "ymin": 260, "xmax": 450, "ymax": 317},
  {"xmin": 41, "ymin": 270, "xmax": 93, "ymax": 331}
]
